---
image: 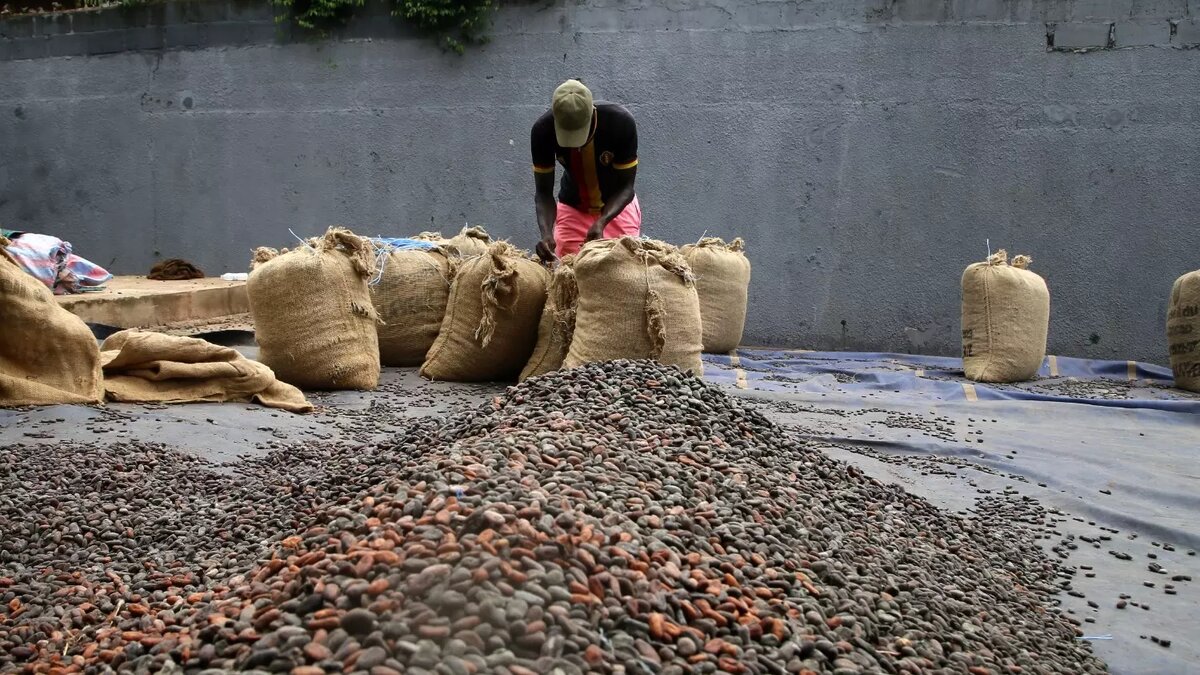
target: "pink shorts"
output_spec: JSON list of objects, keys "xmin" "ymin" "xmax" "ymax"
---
[{"xmin": 555, "ymin": 196, "xmax": 642, "ymax": 258}]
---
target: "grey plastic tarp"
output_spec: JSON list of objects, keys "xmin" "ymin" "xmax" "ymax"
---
[{"xmin": 702, "ymin": 350, "xmax": 1200, "ymax": 675}]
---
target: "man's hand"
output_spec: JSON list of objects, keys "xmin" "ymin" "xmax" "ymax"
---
[
  {"xmin": 536, "ymin": 237, "xmax": 557, "ymax": 263},
  {"xmin": 585, "ymin": 217, "xmax": 611, "ymax": 243}
]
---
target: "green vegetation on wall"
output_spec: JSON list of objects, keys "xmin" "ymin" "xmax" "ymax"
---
[
  {"xmin": 0, "ymin": 0, "xmax": 503, "ymax": 53},
  {"xmin": 271, "ymin": 0, "xmax": 366, "ymax": 32},
  {"xmin": 393, "ymin": 0, "xmax": 495, "ymax": 52},
  {"xmin": 272, "ymin": 0, "xmax": 497, "ymax": 52}
]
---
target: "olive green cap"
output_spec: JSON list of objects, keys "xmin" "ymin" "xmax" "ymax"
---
[{"xmin": 552, "ymin": 79, "xmax": 594, "ymax": 148}]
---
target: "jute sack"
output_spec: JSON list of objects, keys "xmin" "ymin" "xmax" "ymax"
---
[
  {"xmin": 248, "ymin": 227, "xmax": 380, "ymax": 390},
  {"xmin": 0, "ymin": 237, "xmax": 104, "ymax": 406},
  {"xmin": 564, "ymin": 238, "xmax": 703, "ymax": 374},
  {"xmin": 519, "ymin": 257, "xmax": 579, "ymax": 381},
  {"xmin": 681, "ymin": 237, "xmax": 751, "ymax": 353},
  {"xmin": 446, "ymin": 226, "xmax": 492, "ymax": 258},
  {"xmin": 1167, "ymin": 270, "xmax": 1200, "ymax": 392},
  {"xmin": 372, "ymin": 247, "xmax": 456, "ymax": 367},
  {"xmin": 421, "ymin": 242, "xmax": 549, "ymax": 382},
  {"xmin": 961, "ymin": 250, "xmax": 1050, "ymax": 383}
]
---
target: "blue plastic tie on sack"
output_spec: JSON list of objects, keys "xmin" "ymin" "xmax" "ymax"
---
[
  {"xmin": 366, "ymin": 238, "xmax": 441, "ymax": 288},
  {"xmin": 370, "ymin": 237, "xmax": 439, "ymax": 252}
]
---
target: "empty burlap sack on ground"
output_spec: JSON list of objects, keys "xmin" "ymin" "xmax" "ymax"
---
[
  {"xmin": 1167, "ymin": 270, "xmax": 1200, "ymax": 392},
  {"xmin": 520, "ymin": 257, "xmax": 579, "ymax": 381},
  {"xmin": 372, "ymin": 247, "xmax": 456, "ymax": 367},
  {"xmin": 961, "ymin": 250, "xmax": 1049, "ymax": 383},
  {"xmin": 442, "ymin": 226, "xmax": 492, "ymax": 258},
  {"xmin": 421, "ymin": 242, "xmax": 549, "ymax": 382},
  {"xmin": 100, "ymin": 329, "xmax": 312, "ymax": 412},
  {"xmin": 682, "ymin": 237, "xmax": 751, "ymax": 354},
  {"xmin": 0, "ymin": 237, "xmax": 104, "ymax": 406},
  {"xmin": 565, "ymin": 238, "xmax": 703, "ymax": 374},
  {"xmin": 248, "ymin": 227, "xmax": 380, "ymax": 390}
]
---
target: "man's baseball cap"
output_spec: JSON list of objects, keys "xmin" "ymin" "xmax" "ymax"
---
[{"xmin": 552, "ymin": 80, "xmax": 594, "ymax": 148}]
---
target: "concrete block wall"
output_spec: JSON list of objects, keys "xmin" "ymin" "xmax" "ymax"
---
[{"xmin": 2, "ymin": 0, "xmax": 1199, "ymax": 364}]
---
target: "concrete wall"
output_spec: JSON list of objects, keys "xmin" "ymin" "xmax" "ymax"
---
[{"xmin": 2, "ymin": 0, "xmax": 1198, "ymax": 363}]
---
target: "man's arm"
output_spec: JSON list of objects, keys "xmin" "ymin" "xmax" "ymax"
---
[
  {"xmin": 534, "ymin": 171, "xmax": 558, "ymax": 262},
  {"xmin": 586, "ymin": 165, "xmax": 636, "ymax": 242},
  {"xmin": 531, "ymin": 116, "xmax": 560, "ymax": 263}
]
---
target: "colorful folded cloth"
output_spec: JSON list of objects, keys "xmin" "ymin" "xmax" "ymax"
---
[{"xmin": 4, "ymin": 232, "xmax": 112, "ymax": 294}]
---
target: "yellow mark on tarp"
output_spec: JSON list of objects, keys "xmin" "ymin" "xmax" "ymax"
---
[
  {"xmin": 1127, "ymin": 360, "xmax": 1138, "ymax": 382},
  {"xmin": 1048, "ymin": 355, "xmax": 1060, "ymax": 377},
  {"xmin": 738, "ymin": 345, "xmax": 813, "ymax": 354},
  {"xmin": 728, "ymin": 350, "xmax": 748, "ymax": 389},
  {"xmin": 961, "ymin": 383, "xmax": 979, "ymax": 402}
]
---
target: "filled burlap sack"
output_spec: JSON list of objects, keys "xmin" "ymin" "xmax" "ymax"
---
[
  {"xmin": 446, "ymin": 226, "xmax": 492, "ymax": 258},
  {"xmin": 372, "ymin": 246, "xmax": 456, "ymax": 367},
  {"xmin": 519, "ymin": 257, "xmax": 579, "ymax": 381},
  {"xmin": 0, "ymin": 237, "xmax": 105, "ymax": 406},
  {"xmin": 421, "ymin": 242, "xmax": 549, "ymax": 382},
  {"xmin": 681, "ymin": 237, "xmax": 751, "ymax": 354},
  {"xmin": 1167, "ymin": 270, "xmax": 1200, "ymax": 392},
  {"xmin": 564, "ymin": 238, "xmax": 703, "ymax": 374},
  {"xmin": 961, "ymin": 250, "xmax": 1050, "ymax": 383},
  {"xmin": 247, "ymin": 227, "xmax": 380, "ymax": 390}
]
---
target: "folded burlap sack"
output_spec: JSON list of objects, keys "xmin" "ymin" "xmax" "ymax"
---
[{"xmin": 100, "ymin": 329, "xmax": 312, "ymax": 413}]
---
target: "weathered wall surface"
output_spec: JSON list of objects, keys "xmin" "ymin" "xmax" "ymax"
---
[{"xmin": 2, "ymin": 0, "xmax": 1198, "ymax": 363}]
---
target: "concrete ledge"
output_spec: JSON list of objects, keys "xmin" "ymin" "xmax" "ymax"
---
[{"xmin": 56, "ymin": 276, "xmax": 248, "ymax": 327}]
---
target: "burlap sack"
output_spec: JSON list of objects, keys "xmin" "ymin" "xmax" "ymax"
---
[
  {"xmin": 372, "ymin": 247, "xmax": 456, "ymax": 367},
  {"xmin": 0, "ymin": 237, "xmax": 104, "ymax": 406},
  {"xmin": 681, "ymin": 237, "xmax": 751, "ymax": 353},
  {"xmin": 1167, "ymin": 270, "xmax": 1200, "ymax": 392},
  {"xmin": 421, "ymin": 242, "xmax": 549, "ymax": 382},
  {"xmin": 564, "ymin": 238, "xmax": 703, "ymax": 374},
  {"xmin": 446, "ymin": 226, "xmax": 492, "ymax": 258},
  {"xmin": 247, "ymin": 227, "xmax": 380, "ymax": 390},
  {"xmin": 519, "ymin": 257, "xmax": 579, "ymax": 381},
  {"xmin": 100, "ymin": 329, "xmax": 312, "ymax": 412},
  {"xmin": 961, "ymin": 250, "xmax": 1050, "ymax": 383}
]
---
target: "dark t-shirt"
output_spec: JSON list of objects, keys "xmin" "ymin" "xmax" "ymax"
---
[{"xmin": 531, "ymin": 102, "xmax": 638, "ymax": 215}]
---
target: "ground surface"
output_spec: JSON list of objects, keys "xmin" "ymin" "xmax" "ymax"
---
[{"xmin": 1, "ymin": 351, "xmax": 1197, "ymax": 674}]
